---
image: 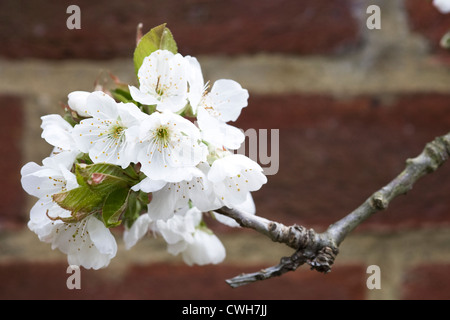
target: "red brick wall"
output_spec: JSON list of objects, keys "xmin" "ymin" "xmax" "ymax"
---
[{"xmin": 1, "ymin": 0, "xmax": 450, "ymax": 301}]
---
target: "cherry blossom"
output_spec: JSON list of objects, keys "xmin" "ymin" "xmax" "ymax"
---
[
  {"xmin": 129, "ymin": 49, "xmax": 188, "ymax": 112},
  {"xmin": 72, "ymin": 91, "xmax": 147, "ymax": 169},
  {"xmin": 134, "ymin": 110, "xmax": 207, "ymax": 182}
]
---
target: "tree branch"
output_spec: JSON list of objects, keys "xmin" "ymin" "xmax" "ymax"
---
[{"xmin": 217, "ymin": 132, "xmax": 450, "ymax": 288}]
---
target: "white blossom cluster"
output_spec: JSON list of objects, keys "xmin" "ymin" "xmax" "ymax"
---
[{"xmin": 21, "ymin": 49, "xmax": 267, "ymax": 269}]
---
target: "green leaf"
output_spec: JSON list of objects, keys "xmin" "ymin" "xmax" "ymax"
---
[
  {"xmin": 133, "ymin": 23, "xmax": 178, "ymax": 76},
  {"xmin": 102, "ymin": 188, "xmax": 130, "ymax": 228},
  {"xmin": 440, "ymin": 31, "xmax": 450, "ymax": 49},
  {"xmin": 76, "ymin": 163, "xmax": 137, "ymax": 187},
  {"xmin": 53, "ymin": 185, "xmax": 104, "ymax": 218},
  {"xmin": 122, "ymin": 191, "xmax": 142, "ymax": 228},
  {"xmin": 110, "ymin": 87, "xmax": 134, "ymax": 104},
  {"xmin": 52, "ymin": 163, "xmax": 140, "ymax": 223}
]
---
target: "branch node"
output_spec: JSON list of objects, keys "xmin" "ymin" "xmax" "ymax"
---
[
  {"xmin": 307, "ymin": 246, "xmax": 338, "ymax": 274},
  {"xmin": 429, "ymin": 137, "xmax": 450, "ymax": 168},
  {"xmin": 371, "ymin": 192, "xmax": 388, "ymax": 210},
  {"xmin": 268, "ymin": 222, "xmax": 277, "ymax": 232}
]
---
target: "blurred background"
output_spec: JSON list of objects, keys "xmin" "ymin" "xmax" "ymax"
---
[{"xmin": 1, "ymin": 0, "xmax": 450, "ymax": 300}]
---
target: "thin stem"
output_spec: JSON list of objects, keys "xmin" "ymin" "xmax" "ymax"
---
[{"xmin": 220, "ymin": 132, "xmax": 450, "ymax": 287}]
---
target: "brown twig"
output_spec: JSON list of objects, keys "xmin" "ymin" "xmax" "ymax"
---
[{"xmin": 217, "ymin": 132, "xmax": 450, "ymax": 288}]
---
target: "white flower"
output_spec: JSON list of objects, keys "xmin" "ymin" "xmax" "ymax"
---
[
  {"xmin": 207, "ymin": 153, "xmax": 267, "ymax": 209},
  {"xmin": 434, "ymin": 0, "xmax": 450, "ymax": 13},
  {"xmin": 21, "ymin": 152, "xmax": 78, "ymax": 200},
  {"xmin": 156, "ymin": 206, "xmax": 226, "ymax": 266},
  {"xmin": 73, "ymin": 91, "xmax": 147, "ymax": 169},
  {"xmin": 137, "ymin": 163, "xmax": 219, "ymax": 221},
  {"xmin": 21, "ymin": 153, "xmax": 117, "ymax": 269},
  {"xmin": 134, "ymin": 110, "xmax": 207, "ymax": 182},
  {"xmin": 68, "ymin": 91, "xmax": 90, "ymax": 117},
  {"xmin": 186, "ymin": 56, "xmax": 248, "ymax": 149},
  {"xmin": 129, "ymin": 49, "xmax": 188, "ymax": 112},
  {"xmin": 124, "ymin": 206, "xmax": 226, "ymax": 266},
  {"xmin": 32, "ymin": 212, "xmax": 117, "ymax": 270}
]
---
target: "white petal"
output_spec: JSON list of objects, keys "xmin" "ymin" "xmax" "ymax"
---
[
  {"xmin": 41, "ymin": 114, "xmax": 75, "ymax": 150},
  {"xmin": 209, "ymin": 79, "xmax": 249, "ymax": 122},
  {"xmin": 86, "ymin": 91, "xmax": 119, "ymax": 120},
  {"xmin": 147, "ymin": 185, "xmax": 187, "ymax": 221},
  {"xmin": 213, "ymin": 192, "xmax": 255, "ymax": 228},
  {"xmin": 233, "ymin": 191, "xmax": 256, "ymax": 215},
  {"xmin": 117, "ymin": 102, "xmax": 149, "ymax": 126},
  {"xmin": 131, "ymin": 178, "xmax": 166, "ymax": 192},
  {"xmin": 68, "ymin": 91, "xmax": 90, "ymax": 116},
  {"xmin": 185, "ymin": 55, "xmax": 205, "ymax": 112},
  {"xmin": 434, "ymin": 0, "xmax": 450, "ymax": 13},
  {"xmin": 156, "ymin": 215, "xmax": 195, "ymax": 245},
  {"xmin": 129, "ymin": 85, "xmax": 159, "ymax": 105},
  {"xmin": 181, "ymin": 231, "xmax": 226, "ymax": 266},
  {"xmin": 197, "ymin": 109, "xmax": 244, "ymax": 150},
  {"xmin": 208, "ymin": 154, "xmax": 267, "ymax": 208},
  {"xmin": 123, "ymin": 214, "xmax": 153, "ymax": 250},
  {"xmin": 72, "ymin": 117, "xmax": 106, "ymax": 153},
  {"xmin": 137, "ymin": 111, "xmax": 207, "ymax": 181},
  {"xmin": 21, "ymin": 166, "xmax": 67, "ymax": 198},
  {"xmin": 87, "ymin": 216, "xmax": 117, "ymax": 257}
]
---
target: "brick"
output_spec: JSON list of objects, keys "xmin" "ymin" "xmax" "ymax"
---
[
  {"xmin": 402, "ymin": 264, "xmax": 450, "ymax": 300},
  {"xmin": 0, "ymin": 0, "xmax": 360, "ymax": 59},
  {"xmin": 0, "ymin": 95, "xmax": 26, "ymax": 229},
  {"xmin": 234, "ymin": 93, "xmax": 450, "ymax": 231},
  {"xmin": 405, "ymin": 0, "xmax": 450, "ymax": 53},
  {"xmin": 0, "ymin": 261, "xmax": 366, "ymax": 299},
  {"xmin": 122, "ymin": 263, "xmax": 366, "ymax": 300},
  {"xmin": 0, "ymin": 262, "xmax": 118, "ymax": 299}
]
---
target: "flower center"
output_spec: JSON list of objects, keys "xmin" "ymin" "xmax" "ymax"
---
[
  {"xmin": 110, "ymin": 125, "xmax": 125, "ymax": 140},
  {"xmin": 155, "ymin": 76, "xmax": 165, "ymax": 97},
  {"xmin": 153, "ymin": 125, "xmax": 171, "ymax": 147}
]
